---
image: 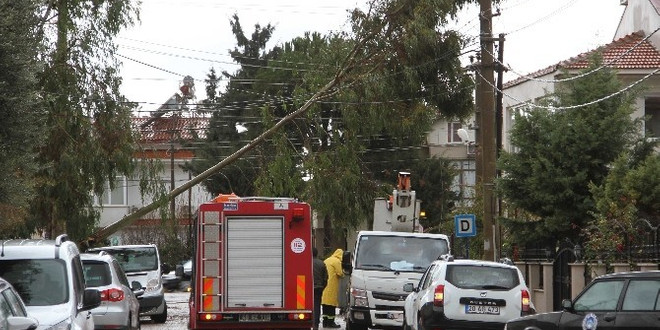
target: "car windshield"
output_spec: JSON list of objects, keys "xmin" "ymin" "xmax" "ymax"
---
[
  {"xmin": 0, "ymin": 259, "xmax": 68, "ymax": 306},
  {"xmin": 82, "ymin": 261, "xmax": 112, "ymax": 287},
  {"xmin": 96, "ymin": 247, "xmax": 158, "ymax": 272},
  {"xmin": 355, "ymin": 235, "xmax": 449, "ymax": 272},
  {"xmin": 446, "ymin": 264, "xmax": 520, "ymax": 290}
]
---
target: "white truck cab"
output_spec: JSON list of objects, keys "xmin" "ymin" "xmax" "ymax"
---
[{"xmin": 346, "ymin": 230, "xmax": 450, "ymax": 330}]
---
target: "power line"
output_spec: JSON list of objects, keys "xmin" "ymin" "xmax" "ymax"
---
[
  {"xmin": 487, "ymin": 27, "xmax": 660, "ymax": 85},
  {"xmin": 475, "ymin": 66, "xmax": 660, "ymax": 111}
]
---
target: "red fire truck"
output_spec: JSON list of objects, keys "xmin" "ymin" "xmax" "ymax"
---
[{"xmin": 188, "ymin": 194, "xmax": 314, "ymax": 330}]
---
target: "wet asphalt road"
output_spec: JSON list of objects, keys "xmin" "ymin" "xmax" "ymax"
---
[{"xmin": 140, "ymin": 291, "xmax": 348, "ymax": 329}]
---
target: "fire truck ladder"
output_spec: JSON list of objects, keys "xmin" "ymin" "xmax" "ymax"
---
[{"xmin": 201, "ymin": 210, "xmax": 223, "ymax": 312}]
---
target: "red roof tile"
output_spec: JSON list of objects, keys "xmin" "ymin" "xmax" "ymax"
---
[
  {"xmin": 504, "ymin": 31, "xmax": 660, "ymax": 88},
  {"xmin": 133, "ymin": 115, "xmax": 208, "ymax": 144}
]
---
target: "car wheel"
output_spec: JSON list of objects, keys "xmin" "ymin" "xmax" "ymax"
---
[
  {"xmin": 417, "ymin": 315, "xmax": 426, "ymax": 330},
  {"xmin": 129, "ymin": 312, "xmax": 140, "ymax": 330},
  {"xmin": 150, "ymin": 302, "xmax": 168, "ymax": 323},
  {"xmin": 346, "ymin": 319, "xmax": 368, "ymax": 330}
]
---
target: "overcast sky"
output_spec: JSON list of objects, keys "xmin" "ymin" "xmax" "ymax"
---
[{"xmin": 116, "ymin": 0, "xmax": 626, "ymax": 115}]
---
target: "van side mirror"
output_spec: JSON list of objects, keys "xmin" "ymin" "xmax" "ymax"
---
[
  {"xmin": 403, "ymin": 282, "xmax": 415, "ymax": 293},
  {"xmin": 561, "ymin": 299, "xmax": 573, "ymax": 311},
  {"xmin": 131, "ymin": 281, "xmax": 145, "ymax": 297},
  {"xmin": 175, "ymin": 264, "xmax": 184, "ymax": 277},
  {"xmin": 342, "ymin": 251, "xmax": 353, "ymax": 275},
  {"xmin": 161, "ymin": 263, "xmax": 171, "ymax": 274}
]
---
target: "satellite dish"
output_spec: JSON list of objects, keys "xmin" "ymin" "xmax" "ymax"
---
[{"xmin": 457, "ymin": 128, "xmax": 470, "ymax": 142}]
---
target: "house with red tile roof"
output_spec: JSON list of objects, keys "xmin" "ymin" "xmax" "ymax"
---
[
  {"xmin": 95, "ymin": 108, "xmax": 213, "ymax": 243},
  {"xmin": 501, "ymin": 0, "xmax": 660, "ymax": 152},
  {"xmin": 424, "ymin": 0, "xmax": 660, "ymax": 209}
]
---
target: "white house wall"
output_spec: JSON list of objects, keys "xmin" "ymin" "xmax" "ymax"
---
[
  {"xmin": 615, "ymin": 0, "xmax": 660, "ymax": 48},
  {"xmin": 96, "ymin": 159, "xmax": 213, "ymax": 229},
  {"xmin": 502, "ymin": 71, "xmax": 558, "ymax": 152}
]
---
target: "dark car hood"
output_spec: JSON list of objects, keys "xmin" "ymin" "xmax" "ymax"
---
[{"xmin": 508, "ymin": 311, "xmax": 564, "ymax": 329}]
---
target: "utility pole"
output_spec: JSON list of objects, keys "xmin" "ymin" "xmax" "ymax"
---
[
  {"xmin": 495, "ymin": 34, "xmax": 505, "ymax": 259},
  {"xmin": 477, "ymin": 0, "xmax": 497, "ymax": 261}
]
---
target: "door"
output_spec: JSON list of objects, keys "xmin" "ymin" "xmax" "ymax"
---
[
  {"xmin": 558, "ymin": 279, "xmax": 623, "ymax": 330},
  {"xmin": 613, "ymin": 279, "xmax": 660, "ymax": 328},
  {"xmin": 226, "ymin": 216, "xmax": 284, "ymax": 308}
]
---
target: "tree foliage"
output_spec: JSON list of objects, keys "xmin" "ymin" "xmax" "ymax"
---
[
  {"xmin": 583, "ymin": 146, "xmax": 660, "ymax": 262},
  {"xmin": 187, "ymin": 0, "xmax": 477, "ymax": 233},
  {"xmin": 497, "ymin": 54, "xmax": 640, "ymax": 247},
  {"xmin": 26, "ymin": 0, "xmax": 141, "ymax": 241},
  {"xmin": 0, "ymin": 0, "xmax": 45, "ymax": 236}
]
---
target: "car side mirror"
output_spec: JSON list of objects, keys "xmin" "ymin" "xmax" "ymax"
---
[
  {"xmin": 7, "ymin": 315, "xmax": 39, "ymax": 330},
  {"xmin": 561, "ymin": 299, "xmax": 573, "ymax": 311},
  {"xmin": 131, "ymin": 281, "xmax": 145, "ymax": 297},
  {"xmin": 81, "ymin": 288, "xmax": 102, "ymax": 311},
  {"xmin": 403, "ymin": 282, "xmax": 415, "ymax": 293}
]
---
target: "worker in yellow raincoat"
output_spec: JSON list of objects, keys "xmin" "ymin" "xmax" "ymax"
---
[{"xmin": 321, "ymin": 248, "xmax": 344, "ymax": 328}]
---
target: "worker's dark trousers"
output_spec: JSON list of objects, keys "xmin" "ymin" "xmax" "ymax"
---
[
  {"xmin": 314, "ymin": 288, "xmax": 323, "ymax": 328},
  {"xmin": 322, "ymin": 304, "xmax": 337, "ymax": 326}
]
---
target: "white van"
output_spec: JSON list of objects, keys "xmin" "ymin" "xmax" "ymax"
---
[{"xmin": 87, "ymin": 244, "xmax": 168, "ymax": 323}]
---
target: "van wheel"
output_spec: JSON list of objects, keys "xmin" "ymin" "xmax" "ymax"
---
[
  {"xmin": 150, "ymin": 302, "xmax": 168, "ymax": 323},
  {"xmin": 347, "ymin": 320, "xmax": 368, "ymax": 330},
  {"xmin": 403, "ymin": 318, "xmax": 411, "ymax": 330}
]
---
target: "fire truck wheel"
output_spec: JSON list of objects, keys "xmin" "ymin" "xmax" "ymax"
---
[{"xmin": 150, "ymin": 302, "xmax": 168, "ymax": 323}]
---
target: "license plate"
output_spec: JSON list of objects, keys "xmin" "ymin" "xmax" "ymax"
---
[
  {"xmin": 239, "ymin": 313, "xmax": 270, "ymax": 322},
  {"xmin": 465, "ymin": 305, "xmax": 500, "ymax": 315}
]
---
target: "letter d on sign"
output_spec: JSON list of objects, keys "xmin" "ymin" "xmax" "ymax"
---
[{"xmin": 460, "ymin": 219, "xmax": 470, "ymax": 231}]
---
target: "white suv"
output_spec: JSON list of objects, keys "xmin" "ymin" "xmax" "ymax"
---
[
  {"xmin": 0, "ymin": 234, "xmax": 102, "ymax": 330},
  {"xmin": 403, "ymin": 257, "xmax": 535, "ymax": 330}
]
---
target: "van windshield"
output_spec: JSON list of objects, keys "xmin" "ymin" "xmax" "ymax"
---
[
  {"xmin": 96, "ymin": 247, "xmax": 158, "ymax": 272},
  {"xmin": 355, "ymin": 235, "xmax": 449, "ymax": 272},
  {"xmin": 0, "ymin": 259, "xmax": 69, "ymax": 306}
]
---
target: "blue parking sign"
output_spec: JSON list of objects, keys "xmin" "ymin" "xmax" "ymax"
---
[{"xmin": 454, "ymin": 214, "xmax": 476, "ymax": 237}]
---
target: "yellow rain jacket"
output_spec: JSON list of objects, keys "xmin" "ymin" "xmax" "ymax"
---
[{"xmin": 321, "ymin": 248, "xmax": 344, "ymax": 306}]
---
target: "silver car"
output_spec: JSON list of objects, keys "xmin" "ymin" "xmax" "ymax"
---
[
  {"xmin": 81, "ymin": 252, "xmax": 143, "ymax": 330},
  {"xmin": 0, "ymin": 277, "xmax": 38, "ymax": 330}
]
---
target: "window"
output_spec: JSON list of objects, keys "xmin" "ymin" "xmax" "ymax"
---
[
  {"xmin": 2, "ymin": 288, "xmax": 27, "ymax": 316},
  {"xmin": 574, "ymin": 280, "xmax": 625, "ymax": 311},
  {"xmin": 622, "ymin": 279, "xmax": 660, "ymax": 311},
  {"xmin": 0, "ymin": 259, "xmax": 69, "ymax": 306},
  {"xmin": 447, "ymin": 122, "xmax": 463, "ymax": 143},
  {"xmin": 95, "ymin": 176, "xmax": 127, "ymax": 206},
  {"xmin": 645, "ymin": 97, "xmax": 660, "ymax": 139},
  {"xmin": 82, "ymin": 262, "xmax": 112, "ymax": 287},
  {"xmin": 446, "ymin": 265, "xmax": 519, "ymax": 290},
  {"xmin": 451, "ymin": 160, "xmax": 476, "ymax": 204},
  {"xmin": 419, "ymin": 265, "xmax": 436, "ymax": 290}
]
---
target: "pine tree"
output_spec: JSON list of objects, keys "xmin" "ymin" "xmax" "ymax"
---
[{"xmin": 498, "ymin": 54, "xmax": 639, "ymax": 247}]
